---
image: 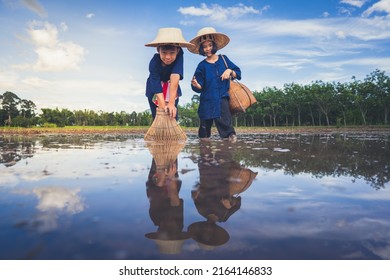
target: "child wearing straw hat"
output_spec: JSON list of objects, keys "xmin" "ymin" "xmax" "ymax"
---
[
  {"xmin": 189, "ymin": 27, "xmax": 241, "ymax": 143},
  {"xmin": 145, "ymin": 27, "xmax": 193, "ymax": 120}
]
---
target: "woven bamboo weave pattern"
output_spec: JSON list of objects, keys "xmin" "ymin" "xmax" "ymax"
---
[
  {"xmin": 144, "ymin": 108, "xmax": 187, "ymax": 141},
  {"xmin": 146, "ymin": 141, "xmax": 185, "ymax": 169},
  {"xmin": 229, "ymin": 80, "xmax": 257, "ymax": 114}
]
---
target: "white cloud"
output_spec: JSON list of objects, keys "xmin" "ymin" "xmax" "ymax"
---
[
  {"xmin": 229, "ymin": 16, "xmax": 390, "ymax": 42},
  {"xmin": 26, "ymin": 21, "xmax": 86, "ymax": 72},
  {"xmin": 362, "ymin": 0, "xmax": 390, "ymax": 17},
  {"xmin": 338, "ymin": 6, "xmax": 353, "ymax": 16},
  {"xmin": 86, "ymin": 13, "xmax": 95, "ymax": 19},
  {"xmin": 60, "ymin": 22, "xmax": 68, "ymax": 32},
  {"xmin": 14, "ymin": 75, "xmax": 146, "ymax": 112},
  {"xmin": 178, "ymin": 3, "xmax": 262, "ymax": 21},
  {"xmin": 21, "ymin": 0, "xmax": 47, "ymax": 17},
  {"xmin": 28, "ymin": 21, "xmax": 58, "ymax": 47},
  {"xmin": 321, "ymin": 57, "xmax": 390, "ymax": 72},
  {"xmin": 340, "ymin": 0, "xmax": 368, "ymax": 8},
  {"xmin": 0, "ymin": 69, "xmax": 19, "ymax": 88},
  {"xmin": 21, "ymin": 76, "xmax": 51, "ymax": 88}
]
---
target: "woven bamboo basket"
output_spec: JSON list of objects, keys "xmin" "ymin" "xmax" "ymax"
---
[
  {"xmin": 144, "ymin": 108, "xmax": 187, "ymax": 141},
  {"xmin": 229, "ymin": 80, "xmax": 257, "ymax": 114}
]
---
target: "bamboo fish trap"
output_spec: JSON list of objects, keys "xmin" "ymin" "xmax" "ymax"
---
[
  {"xmin": 144, "ymin": 108, "xmax": 187, "ymax": 141},
  {"xmin": 146, "ymin": 141, "xmax": 185, "ymax": 169}
]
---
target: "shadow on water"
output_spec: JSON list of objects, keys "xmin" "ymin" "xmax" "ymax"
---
[{"xmin": 0, "ymin": 133, "xmax": 389, "ymax": 259}]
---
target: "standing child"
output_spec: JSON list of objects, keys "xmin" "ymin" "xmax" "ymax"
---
[
  {"xmin": 189, "ymin": 27, "xmax": 240, "ymax": 143},
  {"xmin": 145, "ymin": 27, "xmax": 193, "ymax": 120}
]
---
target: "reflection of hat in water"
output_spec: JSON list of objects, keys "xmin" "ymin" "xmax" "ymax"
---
[
  {"xmin": 145, "ymin": 231, "xmax": 190, "ymax": 254},
  {"xmin": 188, "ymin": 27, "xmax": 230, "ymax": 54},
  {"xmin": 145, "ymin": 27, "xmax": 194, "ymax": 48},
  {"xmin": 188, "ymin": 221, "xmax": 230, "ymax": 250}
]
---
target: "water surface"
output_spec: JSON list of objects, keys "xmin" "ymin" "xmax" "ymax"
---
[{"xmin": 1, "ymin": 133, "xmax": 389, "ymax": 260}]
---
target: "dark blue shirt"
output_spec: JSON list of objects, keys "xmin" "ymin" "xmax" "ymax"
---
[
  {"xmin": 191, "ymin": 54, "xmax": 241, "ymax": 120},
  {"xmin": 145, "ymin": 48, "xmax": 184, "ymax": 99}
]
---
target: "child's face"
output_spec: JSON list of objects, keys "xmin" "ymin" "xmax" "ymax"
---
[
  {"xmin": 201, "ymin": 40, "xmax": 214, "ymax": 56},
  {"xmin": 158, "ymin": 46, "xmax": 179, "ymax": 66}
]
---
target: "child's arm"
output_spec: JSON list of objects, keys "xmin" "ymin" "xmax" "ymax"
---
[{"xmin": 166, "ymin": 73, "xmax": 180, "ymax": 118}]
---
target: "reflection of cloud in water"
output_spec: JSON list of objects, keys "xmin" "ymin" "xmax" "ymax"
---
[
  {"xmin": 33, "ymin": 186, "xmax": 84, "ymax": 213},
  {"xmin": 31, "ymin": 186, "xmax": 85, "ymax": 232},
  {"xmin": 233, "ymin": 164, "xmax": 390, "ymax": 259},
  {"xmin": 5, "ymin": 147, "xmax": 150, "ymax": 184},
  {"xmin": 0, "ymin": 168, "xmax": 19, "ymax": 188},
  {"xmin": 231, "ymin": 197, "xmax": 390, "ymax": 259}
]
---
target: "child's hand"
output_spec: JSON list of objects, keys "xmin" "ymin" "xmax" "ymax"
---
[
  {"xmin": 221, "ymin": 69, "xmax": 233, "ymax": 80},
  {"xmin": 166, "ymin": 102, "xmax": 177, "ymax": 119},
  {"xmin": 191, "ymin": 76, "xmax": 202, "ymax": 89}
]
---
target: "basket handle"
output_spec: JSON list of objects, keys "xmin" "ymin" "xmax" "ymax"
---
[
  {"xmin": 220, "ymin": 55, "xmax": 233, "ymax": 80},
  {"xmin": 221, "ymin": 55, "xmax": 247, "ymax": 111}
]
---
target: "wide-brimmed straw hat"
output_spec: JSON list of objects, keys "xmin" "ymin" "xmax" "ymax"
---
[
  {"xmin": 188, "ymin": 27, "xmax": 230, "ymax": 54},
  {"xmin": 145, "ymin": 27, "xmax": 194, "ymax": 48}
]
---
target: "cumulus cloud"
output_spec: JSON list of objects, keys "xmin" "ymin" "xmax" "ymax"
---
[
  {"xmin": 178, "ymin": 3, "xmax": 264, "ymax": 21},
  {"xmin": 21, "ymin": 0, "xmax": 47, "ymax": 17},
  {"xmin": 31, "ymin": 186, "xmax": 85, "ymax": 232},
  {"xmin": 26, "ymin": 21, "xmax": 86, "ymax": 72},
  {"xmin": 340, "ymin": 0, "xmax": 368, "ymax": 8},
  {"xmin": 86, "ymin": 13, "xmax": 95, "ymax": 19},
  {"xmin": 33, "ymin": 186, "xmax": 84, "ymax": 214},
  {"xmin": 362, "ymin": 0, "xmax": 390, "ymax": 17}
]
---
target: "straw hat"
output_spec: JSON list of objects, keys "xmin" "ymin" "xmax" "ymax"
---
[
  {"xmin": 145, "ymin": 27, "xmax": 194, "ymax": 48},
  {"xmin": 188, "ymin": 27, "xmax": 230, "ymax": 54}
]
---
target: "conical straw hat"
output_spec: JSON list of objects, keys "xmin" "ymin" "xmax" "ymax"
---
[
  {"xmin": 188, "ymin": 27, "xmax": 230, "ymax": 54},
  {"xmin": 145, "ymin": 27, "xmax": 194, "ymax": 48}
]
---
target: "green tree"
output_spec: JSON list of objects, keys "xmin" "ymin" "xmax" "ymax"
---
[
  {"xmin": 364, "ymin": 69, "xmax": 390, "ymax": 125},
  {"xmin": 1, "ymin": 91, "xmax": 21, "ymax": 125},
  {"xmin": 19, "ymin": 99, "xmax": 37, "ymax": 119}
]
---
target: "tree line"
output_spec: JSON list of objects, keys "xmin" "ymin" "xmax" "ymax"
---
[{"xmin": 1, "ymin": 69, "xmax": 389, "ymax": 127}]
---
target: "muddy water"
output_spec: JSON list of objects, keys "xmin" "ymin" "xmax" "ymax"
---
[{"xmin": 0, "ymin": 133, "xmax": 389, "ymax": 260}]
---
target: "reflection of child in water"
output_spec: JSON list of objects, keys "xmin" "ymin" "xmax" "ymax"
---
[
  {"xmin": 150, "ymin": 159, "xmax": 181, "ymax": 206},
  {"xmin": 188, "ymin": 142, "xmax": 244, "ymax": 249},
  {"xmin": 191, "ymin": 185, "xmax": 241, "ymax": 223},
  {"xmin": 145, "ymin": 156, "xmax": 189, "ymax": 254},
  {"xmin": 188, "ymin": 142, "xmax": 257, "ymax": 250}
]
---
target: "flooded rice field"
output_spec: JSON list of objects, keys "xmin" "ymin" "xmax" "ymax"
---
[{"xmin": 1, "ymin": 133, "xmax": 389, "ymax": 260}]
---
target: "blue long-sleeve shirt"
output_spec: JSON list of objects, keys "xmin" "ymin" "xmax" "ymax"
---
[
  {"xmin": 191, "ymin": 54, "xmax": 241, "ymax": 120},
  {"xmin": 145, "ymin": 48, "xmax": 184, "ymax": 99}
]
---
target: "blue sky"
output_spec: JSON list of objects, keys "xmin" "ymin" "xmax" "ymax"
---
[{"xmin": 1, "ymin": 0, "xmax": 389, "ymax": 113}]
